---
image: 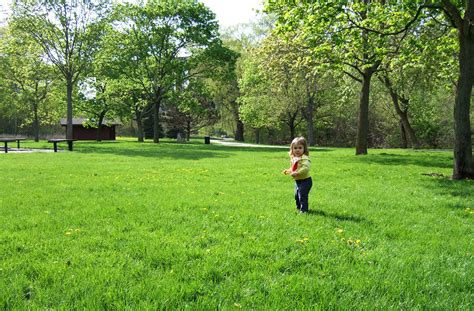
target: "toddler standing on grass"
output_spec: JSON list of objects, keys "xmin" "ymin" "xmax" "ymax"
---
[{"xmin": 283, "ymin": 137, "xmax": 312, "ymax": 213}]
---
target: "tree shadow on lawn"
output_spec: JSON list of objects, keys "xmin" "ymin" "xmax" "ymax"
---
[
  {"xmin": 77, "ymin": 141, "xmax": 235, "ymax": 160},
  {"xmin": 212, "ymin": 146, "xmax": 333, "ymax": 153},
  {"xmin": 424, "ymin": 176, "xmax": 474, "ymax": 210},
  {"xmin": 307, "ymin": 209, "xmax": 373, "ymax": 224},
  {"xmin": 349, "ymin": 152, "xmax": 452, "ymax": 170},
  {"xmin": 75, "ymin": 141, "xmax": 333, "ymax": 159}
]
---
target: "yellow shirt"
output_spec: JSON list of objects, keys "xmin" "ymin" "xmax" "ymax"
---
[{"xmin": 291, "ymin": 154, "xmax": 311, "ymax": 180}]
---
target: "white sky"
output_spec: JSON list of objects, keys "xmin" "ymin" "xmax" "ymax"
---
[
  {"xmin": 0, "ymin": 0, "xmax": 264, "ymax": 28},
  {"xmin": 199, "ymin": 0, "xmax": 263, "ymax": 28}
]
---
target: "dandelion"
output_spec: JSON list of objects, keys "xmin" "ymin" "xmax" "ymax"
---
[
  {"xmin": 336, "ymin": 229, "xmax": 344, "ymax": 234},
  {"xmin": 296, "ymin": 237, "xmax": 309, "ymax": 244}
]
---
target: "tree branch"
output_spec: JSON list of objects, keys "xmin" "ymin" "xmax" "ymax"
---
[{"xmin": 346, "ymin": 4, "xmax": 444, "ymax": 36}]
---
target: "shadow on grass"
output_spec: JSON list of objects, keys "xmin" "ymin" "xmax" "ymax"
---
[
  {"xmin": 425, "ymin": 176, "xmax": 474, "ymax": 210},
  {"xmin": 308, "ymin": 209, "xmax": 372, "ymax": 224},
  {"xmin": 349, "ymin": 152, "xmax": 453, "ymax": 169},
  {"xmin": 75, "ymin": 140, "xmax": 236, "ymax": 160},
  {"xmin": 71, "ymin": 140, "xmax": 333, "ymax": 159}
]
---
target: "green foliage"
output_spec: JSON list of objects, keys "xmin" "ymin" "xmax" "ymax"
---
[
  {"xmin": 0, "ymin": 140, "xmax": 472, "ymax": 308},
  {"xmin": 106, "ymin": 0, "xmax": 224, "ymax": 141},
  {"xmin": 0, "ymin": 25, "xmax": 61, "ymax": 136}
]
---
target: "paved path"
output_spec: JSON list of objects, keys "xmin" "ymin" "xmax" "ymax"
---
[
  {"xmin": 0, "ymin": 148, "xmax": 60, "ymax": 153},
  {"xmin": 211, "ymin": 139, "xmax": 287, "ymax": 149}
]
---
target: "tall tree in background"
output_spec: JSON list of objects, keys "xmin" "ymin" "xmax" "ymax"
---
[
  {"xmin": 0, "ymin": 26, "xmax": 54, "ymax": 141},
  {"xmin": 265, "ymin": 1, "xmax": 404, "ymax": 154},
  {"xmin": 336, "ymin": 0, "xmax": 473, "ymax": 177},
  {"xmin": 219, "ymin": 16, "xmax": 275, "ymax": 142},
  {"xmin": 258, "ymin": 31, "xmax": 325, "ymax": 146},
  {"xmin": 110, "ymin": 0, "xmax": 220, "ymax": 143},
  {"xmin": 11, "ymin": 0, "xmax": 110, "ymax": 139}
]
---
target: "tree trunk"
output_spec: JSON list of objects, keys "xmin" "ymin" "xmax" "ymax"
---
[
  {"xmin": 383, "ymin": 76, "xmax": 420, "ymax": 149},
  {"xmin": 356, "ymin": 71, "xmax": 372, "ymax": 155},
  {"xmin": 33, "ymin": 101, "xmax": 39, "ymax": 142},
  {"xmin": 187, "ymin": 120, "xmax": 191, "ymax": 141},
  {"xmin": 66, "ymin": 78, "xmax": 73, "ymax": 140},
  {"xmin": 153, "ymin": 102, "xmax": 160, "ymax": 143},
  {"xmin": 399, "ymin": 108, "xmax": 420, "ymax": 149},
  {"xmin": 255, "ymin": 128, "xmax": 260, "ymax": 144},
  {"xmin": 289, "ymin": 117, "xmax": 296, "ymax": 141},
  {"xmin": 97, "ymin": 113, "xmax": 105, "ymax": 142},
  {"xmin": 135, "ymin": 110, "xmax": 144, "ymax": 143},
  {"xmin": 235, "ymin": 119, "xmax": 244, "ymax": 141},
  {"xmin": 400, "ymin": 121, "xmax": 408, "ymax": 148},
  {"xmin": 453, "ymin": 25, "xmax": 474, "ymax": 179},
  {"xmin": 305, "ymin": 82, "xmax": 315, "ymax": 146}
]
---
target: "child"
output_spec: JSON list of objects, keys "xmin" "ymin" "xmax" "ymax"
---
[{"xmin": 283, "ymin": 137, "xmax": 312, "ymax": 213}]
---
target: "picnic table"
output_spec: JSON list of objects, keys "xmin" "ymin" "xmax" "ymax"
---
[
  {"xmin": 48, "ymin": 139, "xmax": 75, "ymax": 152},
  {"xmin": 0, "ymin": 137, "xmax": 27, "ymax": 153}
]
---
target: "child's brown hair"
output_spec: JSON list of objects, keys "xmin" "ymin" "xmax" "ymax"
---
[{"xmin": 289, "ymin": 136, "xmax": 309, "ymax": 157}]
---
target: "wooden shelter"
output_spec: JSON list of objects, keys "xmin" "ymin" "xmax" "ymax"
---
[{"xmin": 60, "ymin": 118, "xmax": 120, "ymax": 140}]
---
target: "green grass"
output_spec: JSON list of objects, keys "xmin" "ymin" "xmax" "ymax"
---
[{"xmin": 1, "ymin": 138, "xmax": 473, "ymax": 309}]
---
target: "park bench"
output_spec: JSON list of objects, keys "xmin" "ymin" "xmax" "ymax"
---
[
  {"xmin": 0, "ymin": 137, "xmax": 27, "ymax": 153},
  {"xmin": 48, "ymin": 139, "xmax": 75, "ymax": 152}
]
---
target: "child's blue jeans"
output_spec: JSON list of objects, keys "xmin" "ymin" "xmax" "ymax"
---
[{"xmin": 295, "ymin": 177, "xmax": 313, "ymax": 212}]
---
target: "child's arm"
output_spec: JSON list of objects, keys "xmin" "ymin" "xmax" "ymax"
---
[{"xmin": 283, "ymin": 158, "xmax": 295, "ymax": 175}]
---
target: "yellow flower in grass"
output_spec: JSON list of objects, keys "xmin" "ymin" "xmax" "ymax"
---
[
  {"xmin": 336, "ymin": 229, "xmax": 344, "ymax": 234},
  {"xmin": 347, "ymin": 239, "xmax": 362, "ymax": 248},
  {"xmin": 65, "ymin": 228, "xmax": 80, "ymax": 236},
  {"xmin": 296, "ymin": 237, "xmax": 310, "ymax": 244}
]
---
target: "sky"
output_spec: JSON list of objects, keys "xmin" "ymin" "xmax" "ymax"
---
[
  {"xmin": 199, "ymin": 0, "xmax": 263, "ymax": 28},
  {"xmin": 0, "ymin": 0, "xmax": 264, "ymax": 28}
]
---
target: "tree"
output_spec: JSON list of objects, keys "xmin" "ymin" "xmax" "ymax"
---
[
  {"xmin": 165, "ymin": 80, "xmax": 219, "ymax": 140},
  {"xmin": 218, "ymin": 15, "xmax": 276, "ymax": 142},
  {"xmin": 77, "ymin": 78, "xmax": 125, "ymax": 141},
  {"xmin": 335, "ymin": 0, "xmax": 473, "ymax": 177},
  {"xmin": 239, "ymin": 46, "xmax": 305, "ymax": 142},
  {"xmin": 110, "ymin": 0, "xmax": 220, "ymax": 143},
  {"xmin": 11, "ymin": 0, "xmax": 110, "ymax": 139},
  {"xmin": 265, "ymin": 1, "xmax": 406, "ymax": 154},
  {"xmin": 1, "ymin": 25, "xmax": 64, "ymax": 141},
  {"xmin": 438, "ymin": 0, "xmax": 474, "ymax": 179}
]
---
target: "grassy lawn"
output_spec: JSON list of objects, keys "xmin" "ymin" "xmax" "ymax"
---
[{"xmin": 1, "ymin": 138, "xmax": 472, "ymax": 309}]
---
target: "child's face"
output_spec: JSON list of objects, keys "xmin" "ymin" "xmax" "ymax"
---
[{"xmin": 292, "ymin": 143, "xmax": 304, "ymax": 157}]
